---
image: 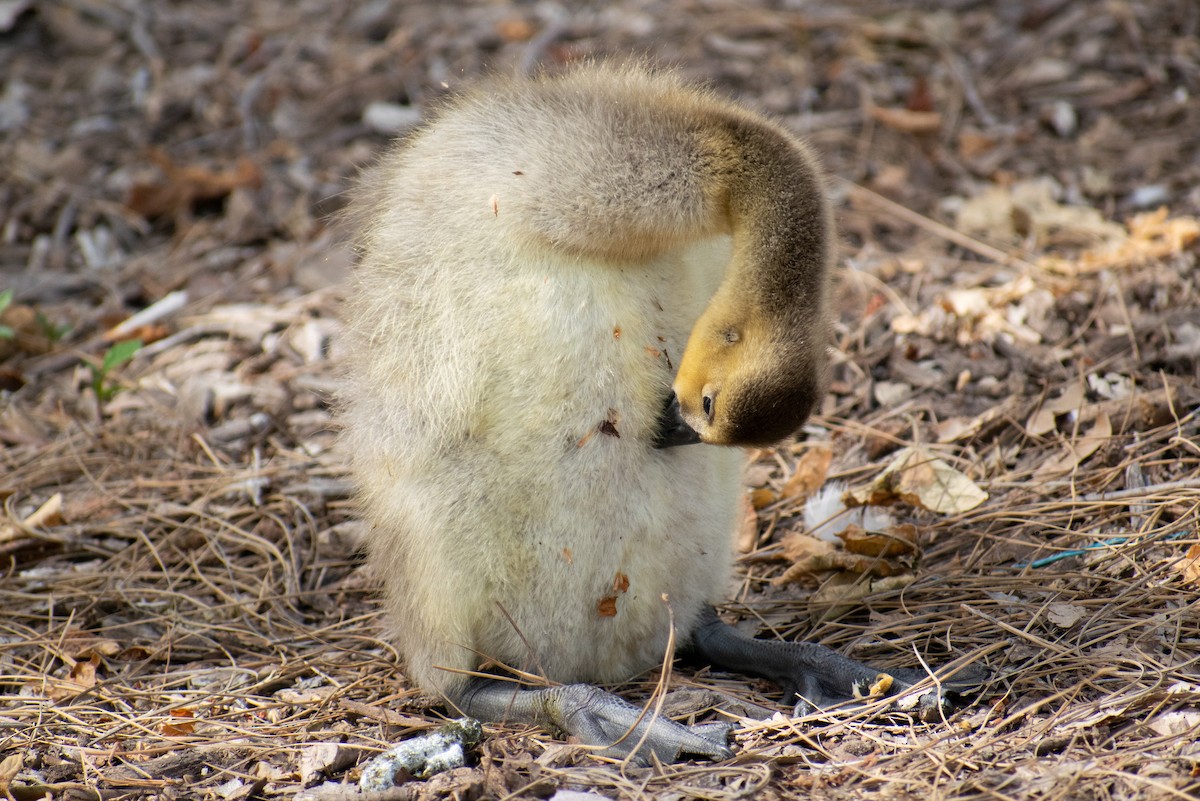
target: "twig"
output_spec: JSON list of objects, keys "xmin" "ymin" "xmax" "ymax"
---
[
  {"xmin": 838, "ymin": 179, "xmax": 1036, "ymax": 271},
  {"xmin": 104, "ymin": 290, "xmax": 189, "ymax": 341},
  {"xmin": 1079, "ymin": 477, "xmax": 1200, "ymax": 503}
]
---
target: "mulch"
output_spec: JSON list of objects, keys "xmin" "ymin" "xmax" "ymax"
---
[{"xmin": 1, "ymin": 1, "xmax": 1198, "ymax": 799}]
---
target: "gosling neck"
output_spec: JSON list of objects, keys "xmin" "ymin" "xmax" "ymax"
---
[{"xmin": 712, "ymin": 115, "xmax": 834, "ymax": 328}]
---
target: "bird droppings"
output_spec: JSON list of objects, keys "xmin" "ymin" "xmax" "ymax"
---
[{"xmin": 357, "ymin": 718, "xmax": 483, "ymax": 791}]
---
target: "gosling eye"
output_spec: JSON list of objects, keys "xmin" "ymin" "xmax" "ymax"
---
[
  {"xmin": 722, "ymin": 329, "xmax": 740, "ymax": 345},
  {"xmin": 702, "ymin": 394, "xmax": 714, "ymax": 420}
]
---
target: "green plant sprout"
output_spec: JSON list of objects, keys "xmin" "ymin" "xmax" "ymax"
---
[
  {"xmin": 89, "ymin": 339, "xmax": 143, "ymax": 403},
  {"xmin": 36, "ymin": 312, "xmax": 68, "ymax": 342},
  {"xmin": 0, "ymin": 289, "xmax": 13, "ymax": 340}
]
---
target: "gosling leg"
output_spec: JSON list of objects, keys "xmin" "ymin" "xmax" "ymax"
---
[
  {"xmin": 458, "ymin": 678, "xmax": 735, "ymax": 765},
  {"xmin": 689, "ymin": 607, "xmax": 982, "ymax": 717}
]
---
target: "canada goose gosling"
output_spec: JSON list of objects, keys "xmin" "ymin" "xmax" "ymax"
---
[{"xmin": 341, "ymin": 64, "xmax": 964, "ymax": 765}]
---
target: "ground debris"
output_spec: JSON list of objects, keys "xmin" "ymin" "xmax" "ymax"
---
[{"xmin": 2, "ymin": 1, "xmax": 1198, "ymax": 799}]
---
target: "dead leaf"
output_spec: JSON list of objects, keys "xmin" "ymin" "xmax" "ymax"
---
[
  {"xmin": 958, "ymin": 129, "xmax": 998, "ymax": 159},
  {"xmin": 780, "ymin": 531, "xmax": 836, "ymax": 563},
  {"xmin": 935, "ymin": 400, "xmax": 1015, "ymax": 443},
  {"xmin": 1045, "ymin": 602, "xmax": 1085, "ymax": 628},
  {"xmin": 891, "ymin": 274, "xmax": 1043, "ymax": 346},
  {"xmin": 299, "ymin": 743, "xmax": 357, "ymax": 786},
  {"xmin": 869, "ymin": 105, "xmax": 942, "ymax": 134},
  {"xmin": 873, "ymin": 380, "xmax": 911, "ymax": 407},
  {"xmin": 905, "ymin": 75, "xmax": 935, "ymax": 113},
  {"xmin": 596, "ymin": 596, "xmax": 618, "ymax": 617},
  {"xmin": 1147, "ymin": 709, "xmax": 1200, "ymax": 738},
  {"xmin": 496, "ymin": 17, "xmax": 536, "ymax": 42},
  {"xmin": 1176, "ymin": 544, "xmax": 1200, "ymax": 588},
  {"xmin": 43, "ymin": 654, "xmax": 101, "ymax": 700},
  {"xmin": 22, "ymin": 491, "xmax": 63, "ymax": 528},
  {"xmin": 0, "ymin": 302, "xmax": 53, "ymax": 360},
  {"xmin": 277, "ymin": 685, "xmax": 336, "ymax": 704},
  {"xmin": 956, "ymin": 177, "xmax": 1126, "ymax": 249},
  {"xmin": 809, "ymin": 573, "xmax": 916, "ymax": 622},
  {"xmin": 845, "ymin": 447, "xmax": 988, "ymax": 514},
  {"xmin": 773, "ymin": 531, "xmax": 901, "ymax": 588},
  {"xmin": 780, "ymin": 446, "xmax": 833, "ymax": 503},
  {"xmin": 1040, "ymin": 208, "xmax": 1200, "ymax": 275},
  {"xmin": 838, "ymin": 523, "xmax": 918, "ymax": 558},
  {"xmin": 340, "ymin": 700, "xmax": 432, "ymax": 728},
  {"xmin": 0, "ymin": 752, "xmax": 21, "ymax": 795},
  {"xmin": 105, "ymin": 323, "xmax": 170, "ymax": 347},
  {"xmin": 161, "ymin": 708, "xmax": 196, "ymax": 736},
  {"xmin": 933, "ymin": 417, "xmax": 977, "ymax": 444},
  {"xmin": 749, "ymin": 488, "xmax": 776, "ymax": 510},
  {"xmin": 126, "ymin": 149, "xmax": 262, "ymax": 221},
  {"xmin": 1034, "ymin": 410, "xmax": 1112, "ymax": 478},
  {"xmin": 612, "ymin": 572, "xmax": 629, "ymax": 593},
  {"xmin": 61, "ymin": 631, "xmax": 121, "ymax": 661},
  {"xmin": 1027, "ymin": 383, "xmax": 1086, "ymax": 437}
]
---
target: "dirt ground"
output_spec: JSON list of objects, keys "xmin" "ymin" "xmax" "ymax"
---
[{"xmin": 2, "ymin": 1, "xmax": 1199, "ymax": 799}]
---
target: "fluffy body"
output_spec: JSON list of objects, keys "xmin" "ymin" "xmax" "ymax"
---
[{"xmin": 341, "ymin": 65, "xmax": 832, "ymax": 703}]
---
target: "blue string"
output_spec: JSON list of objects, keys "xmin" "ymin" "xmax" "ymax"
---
[{"xmin": 1014, "ymin": 528, "xmax": 1193, "ymax": 569}]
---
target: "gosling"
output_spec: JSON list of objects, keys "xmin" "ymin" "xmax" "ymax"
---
[{"xmin": 341, "ymin": 63, "xmax": 960, "ymax": 763}]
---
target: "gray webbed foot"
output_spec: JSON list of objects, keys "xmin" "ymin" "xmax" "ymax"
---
[
  {"xmin": 690, "ymin": 607, "xmax": 987, "ymax": 719},
  {"xmin": 460, "ymin": 679, "xmax": 734, "ymax": 765}
]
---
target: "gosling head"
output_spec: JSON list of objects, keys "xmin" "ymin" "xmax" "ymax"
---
[{"xmin": 656, "ymin": 297, "xmax": 827, "ymax": 449}]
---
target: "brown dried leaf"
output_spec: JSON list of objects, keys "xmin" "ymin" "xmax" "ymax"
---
[
  {"xmin": 277, "ymin": 686, "xmax": 336, "ymax": 704},
  {"xmin": 846, "ymin": 447, "xmax": 988, "ymax": 514},
  {"xmin": 780, "ymin": 446, "xmax": 832, "ymax": 503},
  {"xmin": 61, "ymin": 631, "xmax": 121, "ymax": 660},
  {"xmin": 749, "ymin": 487, "xmax": 776, "ymax": 510},
  {"xmin": 0, "ymin": 302, "xmax": 53, "ymax": 360},
  {"xmin": 126, "ymin": 150, "xmax": 262, "ymax": 220},
  {"xmin": 22, "ymin": 492, "xmax": 63, "ymax": 529},
  {"xmin": 596, "ymin": 596, "xmax": 618, "ymax": 618},
  {"xmin": 496, "ymin": 17, "xmax": 536, "ymax": 42},
  {"xmin": 299, "ymin": 742, "xmax": 357, "ymax": 786},
  {"xmin": 161, "ymin": 708, "xmax": 196, "ymax": 737},
  {"xmin": 809, "ymin": 573, "xmax": 916, "ymax": 622},
  {"xmin": 779, "ymin": 531, "xmax": 835, "ymax": 564},
  {"xmin": 936, "ymin": 401, "xmax": 1015, "ymax": 443},
  {"xmin": 599, "ymin": 408, "xmax": 620, "ymax": 438},
  {"xmin": 1176, "ymin": 544, "xmax": 1200, "ymax": 589},
  {"xmin": 957, "ymin": 178, "xmax": 1126, "ymax": 249},
  {"xmin": 1027, "ymin": 383, "xmax": 1086, "ymax": 437},
  {"xmin": 958, "ymin": 129, "xmax": 998, "ymax": 159},
  {"xmin": 1046, "ymin": 602, "xmax": 1086, "ymax": 629},
  {"xmin": 0, "ymin": 752, "xmax": 21, "ymax": 793},
  {"xmin": 892, "ymin": 275, "xmax": 1042, "ymax": 346},
  {"xmin": 612, "ymin": 572, "xmax": 629, "ymax": 593},
  {"xmin": 1148, "ymin": 709, "xmax": 1200, "ymax": 738},
  {"xmin": 107, "ymin": 323, "xmax": 170, "ymax": 347},
  {"xmin": 1040, "ymin": 208, "xmax": 1200, "ymax": 275},
  {"xmin": 869, "ymin": 105, "xmax": 942, "ymax": 134},
  {"xmin": 341, "ymin": 700, "xmax": 432, "ymax": 728},
  {"xmin": 1034, "ymin": 410, "xmax": 1112, "ymax": 479},
  {"xmin": 773, "ymin": 532, "xmax": 901, "ymax": 588},
  {"xmin": 838, "ymin": 523, "xmax": 918, "ymax": 558},
  {"xmin": 44, "ymin": 655, "xmax": 100, "ymax": 701}
]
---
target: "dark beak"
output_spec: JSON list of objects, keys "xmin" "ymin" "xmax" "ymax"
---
[{"xmin": 653, "ymin": 394, "xmax": 702, "ymax": 448}]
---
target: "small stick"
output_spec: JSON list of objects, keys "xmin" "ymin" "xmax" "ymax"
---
[
  {"xmin": 839, "ymin": 179, "xmax": 1036, "ymax": 271},
  {"xmin": 104, "ymin": 290, "xmax": 189, "ymax": 341},
  {"xmin": 1079, "ymin": 477, "xmax": 1200, "ymax": 503}
]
